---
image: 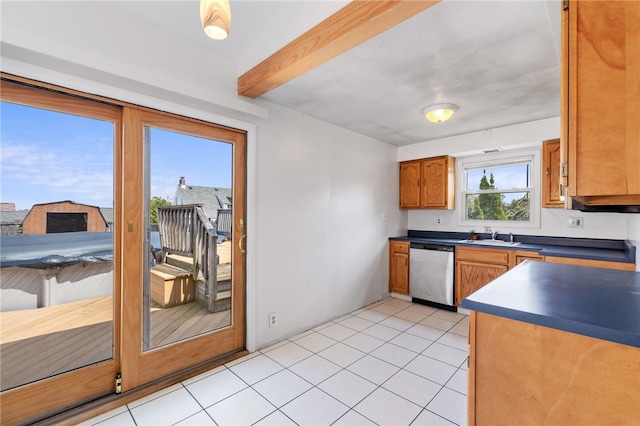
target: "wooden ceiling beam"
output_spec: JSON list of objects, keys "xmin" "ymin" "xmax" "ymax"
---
[{"xmin": 237, "ymin": 0, "xmax": 440, "ymax": 98}]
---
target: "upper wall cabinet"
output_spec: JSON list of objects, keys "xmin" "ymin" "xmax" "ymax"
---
[
  {"xmin": 399, "ymin": 155, "xmax": 455, "ymax": 209},
  {"xmin": 561, "ymin": 1, "xmax": 640, "ymax": 207},
  {"xmin": 542, "ymin": 139, "xmax": 564, "ymax": 208}
]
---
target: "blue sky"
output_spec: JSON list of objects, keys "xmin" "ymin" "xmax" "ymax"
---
[
  {"xmin": 467, "ymin": 164, "xmax": 530, "ymax": 191},
  {"xmin": 1, "ymin": 102, "xmax": 232, "ymax": 210}
]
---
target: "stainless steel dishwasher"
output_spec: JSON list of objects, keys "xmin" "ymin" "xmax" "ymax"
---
[{"xmin": 409, "ymin": 243, "xmax": 455, "ymax": 310}]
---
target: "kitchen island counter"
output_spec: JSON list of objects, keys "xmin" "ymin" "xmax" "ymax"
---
[
  {"xmin": 462, "ymin": 261, "xmax": 640, "ymax": 425},
  {"xmin": 461, "ymin": 260, "xmax": 640, "ymax": 347}
]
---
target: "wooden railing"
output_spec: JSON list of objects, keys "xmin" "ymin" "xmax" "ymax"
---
[{"xmin": 156, "ymin": 204, "xmax": 218, "ymax": 312}]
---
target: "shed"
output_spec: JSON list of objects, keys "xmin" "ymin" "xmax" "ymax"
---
[{"xmin": 22, "ymin": 201, "xmax": 108, "ymax": 234}]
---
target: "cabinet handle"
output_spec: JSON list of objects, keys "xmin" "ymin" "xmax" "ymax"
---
[{"xmin": 546, "ymin": 166, "xmax": 550, "ymax": 177}]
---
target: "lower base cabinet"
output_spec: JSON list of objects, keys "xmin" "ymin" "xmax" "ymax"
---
[
  {"xmin": 455, "ymin": 247, "xmax": 634, "ymax": 306},
  {"xmin": 389, "ymin": 241, "xmax": 410, "ymax": 295},
  {"xmin": 468, "ymin": 312, "xmax": 640, "ymax": 425},
  {"xmin": 544, "ymin": 255, "xmax": 636, "ymax": 271},
  {"xmin": 455, "ymin": 247, "xmax": 509, "ymax": 306}
]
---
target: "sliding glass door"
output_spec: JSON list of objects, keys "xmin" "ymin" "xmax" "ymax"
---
[{"xmin": 0, "ymin": 76, "xmax": 247, "ymax": 424}]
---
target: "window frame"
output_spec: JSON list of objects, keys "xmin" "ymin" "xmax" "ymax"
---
[{"xmin": 456, "ymin": 148, "xmax": 541, "ymax": 229}]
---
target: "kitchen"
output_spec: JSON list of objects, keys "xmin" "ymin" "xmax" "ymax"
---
[{"xmin": 1, "ymin": 0, "xmax": 639, "ymax": 424}]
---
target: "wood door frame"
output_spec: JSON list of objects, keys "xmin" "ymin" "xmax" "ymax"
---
[{"xmin": 120, "ymin": 108, "xmax": 247, "ymax": 391}]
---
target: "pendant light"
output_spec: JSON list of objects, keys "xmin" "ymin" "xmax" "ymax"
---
[
  {"xmin": 200, "ymin": 0, "xmax": 231, "ymax": 40},
  {"xmin": 422, "ymin": 103, "xmax": 458, "ymax": 123}
]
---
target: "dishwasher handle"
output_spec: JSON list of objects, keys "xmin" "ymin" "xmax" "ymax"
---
[{"xmin": 409, "ymin": 243, "xmax": 454, "ymax": 252}]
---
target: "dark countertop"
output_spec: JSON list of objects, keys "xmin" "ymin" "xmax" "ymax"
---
[
  {"xmin": 389, "ymin": 230, "xmax": 636, "ymax": 265},
  {"xmin": 461, "ymin": 261, "xmax": 640, "ymax": 348}
]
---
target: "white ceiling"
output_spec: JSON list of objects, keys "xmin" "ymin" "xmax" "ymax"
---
[{"xmin": 69, "ymin": 1, "xmax": 563, "ymax": 146}]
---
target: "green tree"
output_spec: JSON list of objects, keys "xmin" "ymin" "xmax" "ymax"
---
[
  {"xmin": 150, "ymin": 196, "xmax": 171, "ymax": 224},
  {"xmin": 467, "ymin": 195, "xmax": 484, "ymax": 219},
  {"xmin": 477, "ymin": 171, "xmax": 507, "ymax": 220},
  {"xmin": 505, "ymin": 195, "xmax": 530, "ymax": 221}
]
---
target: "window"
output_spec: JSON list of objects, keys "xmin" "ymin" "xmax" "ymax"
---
[{"xmin": 458, "ymin": 149, "xmax": 540, "ymax": 228}]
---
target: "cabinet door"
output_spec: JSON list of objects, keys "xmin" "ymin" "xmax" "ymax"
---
[
  {"xmin": 455, "ymin": 261, "xmax": 508, "ymax": 306},
  {"xmin": 542, "ymin": 139, "xmax": 563, "ymax": 208},
  {"xmin": 390, "ymin": 252, "xmax": 409, "ymax": 295},
  {"xmin": 399, "ymin": 161, "xmax": 421, "ymax": 209},
  {"xmin": 564, "ymin": 1, "xmax": 640, "ymax": 201},
  {"xmin": 422, "ymin": 157, "xmax": 446, "ymax": 207},
  {"xmin": 544, "ymin": 256, "xmax": 635, "ymax": 271},
  {"xmin": 515, "ymin": 254, "xmax": 543, "ymax": 266}
]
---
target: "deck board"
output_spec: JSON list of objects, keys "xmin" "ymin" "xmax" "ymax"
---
[{"xmin": 1, "ymin": 298, "xmax": 231, "ymax": 391}]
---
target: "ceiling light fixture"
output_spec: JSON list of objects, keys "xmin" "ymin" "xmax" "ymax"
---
[
  {"xmin": 200, "ymin": 0, "xmax": 231, "ymax": 40},
  {"xmin": 422, "ymin": 104, "xmax": 458, "ymax": 123}
]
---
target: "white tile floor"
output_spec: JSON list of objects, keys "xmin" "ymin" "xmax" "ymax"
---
[{"xmin": 82, "ymin": 298, "xmax": 469, "ymax": 426}]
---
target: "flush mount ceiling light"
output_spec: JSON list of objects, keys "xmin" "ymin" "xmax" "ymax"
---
[
  {"xmin": 200, "ymin": 0, "xmax": 231, "ymax": 40},
  {"xmin": 422, "ymin": 103, "xmax": 458, "ymax": 123}
]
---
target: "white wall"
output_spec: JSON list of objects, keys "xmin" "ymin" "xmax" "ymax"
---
[
  {"xmin": 252, "ymin": 102, "xmax": 400, "ymax": 347},
  {"xmin": 398, "ymin": 118, "xmax": 632, "ymax": 241},
  {"xmin": 0, "ymin": 2, "xmax": 402, "ymax": 351}
]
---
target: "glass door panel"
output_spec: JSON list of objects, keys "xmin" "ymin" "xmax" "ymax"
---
[
  {"xmin": 0, "ymin": 101, "xmax": 115, "ymax": 390},
  {"xmin": 143, "ymin": 127, "xmax": 234, "ymax": 351}
]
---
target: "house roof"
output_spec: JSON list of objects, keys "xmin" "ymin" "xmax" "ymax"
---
[
  {"xmin": 175, "ymin": 185, "xmax": 231, "ymax": 222},
  {"xmin": 0, "ymin": 210, "xmax": 29, "ymax": 225},
  {"xmin": 100, "ymin": 208, "xmax": 113, "ymax": 224}
]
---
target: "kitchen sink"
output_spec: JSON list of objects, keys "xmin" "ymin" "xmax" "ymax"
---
[{"xmin": 459, "ymin": 239, "xmax": 521, "ymax": 246}]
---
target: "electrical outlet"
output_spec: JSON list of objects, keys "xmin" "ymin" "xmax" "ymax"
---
[
  {"xmin": 436, "ymin": 217, "xmax": 442, "ymax": 225},
  {"xmin": 268, "ymin": 312, "xmax": 277, "ymax": 328},
  {"xmin": 569, "ymin": 217, "xmax": 583, "ymax": 228}
]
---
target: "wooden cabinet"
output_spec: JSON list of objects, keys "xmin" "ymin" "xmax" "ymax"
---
[
  {"xmin": 543, "ymin": 255, "xmax": 635, "ymax": 271},
  {"xmin": 541, "ymin": 138, "xmax": 563, "ymax": 208},
  {"xmin": 561, "ymin": 1, "xmax": 640, "ymax": 207},
  {"xmin": 399, "ymin": 155, "xmax": 455, "ymax": 209},
  {"xmin": 389, "ymin": 241, "xmax": 410, "ymax": 295},
  {"xmin": 511, "ymin": 250, "xmax": 543, "ymax": 269},
  {"xmin": 455, "ymin": 247, "xmax": 634, "ymax": 306},
  {"xmin": 468, "ymin": 312, "xmax": 640, "ymax": 425},
  {"xmin": 455, "ymin": 247, "xmax": 510, "ymax": 306}
]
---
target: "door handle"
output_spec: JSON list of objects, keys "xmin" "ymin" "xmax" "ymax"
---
[
  {"xmin": 239, "ymin": 233, "xmax": 246, "ymax": 254},
  {"xmin": 238, "ymin": 219, "xmax": 246, "ymax": 254}
]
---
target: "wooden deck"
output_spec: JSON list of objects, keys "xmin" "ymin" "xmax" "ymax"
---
[{"xmin": 0, "ymin": 296, "xmax": 231, "ymax": 392}]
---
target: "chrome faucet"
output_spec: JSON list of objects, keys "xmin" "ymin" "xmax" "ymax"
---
[
  {"xmin": 491, "ymin": 230, "xmax": 499, "ymax": 240},
  {"xmin": 509, "ymin": 232, "xmax": 514, "ymax": 243}
]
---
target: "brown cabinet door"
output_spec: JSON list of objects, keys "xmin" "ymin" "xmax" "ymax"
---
[
  {"xmin": 389, "ymin": 242, "xmax": 410, "ymax": 294},
  {"xmin": 399, "ymin": 161, "xmax": 421, "ymax": 209},
  {"xmin": 422, "ymin": 157, "xmax": 447, "ymax": 207},
  {"xmin": 390, "ymin": 252, "xmax": 409, "ymax": 295},
  {"xmin": 564, "ymin": 1, "xmax": 640, "ymax": 200},
  {"xmin": 542, "ymin": 139, "xmax": 564, "ymax": 208},
  {"xmin": 455, "ymin": 261, "xmax": 508, "ymax": 306}
]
